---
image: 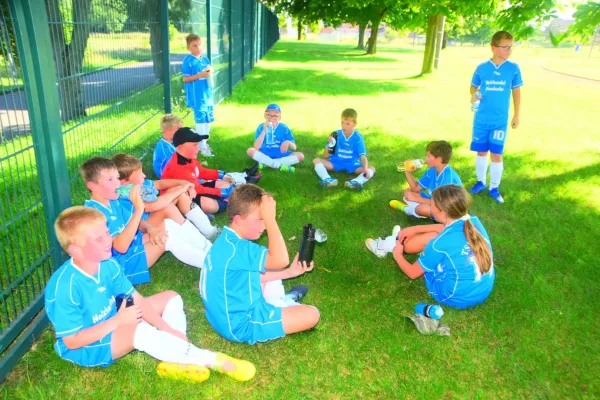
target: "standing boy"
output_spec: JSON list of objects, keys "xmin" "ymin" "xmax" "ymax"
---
[
  {"xmin": 182, "ymin": 34, "xmax": 215, "ymax": 157},
  {"xmin": 469, "ymin": 31, "xmax": 523, "ymax": 204}
]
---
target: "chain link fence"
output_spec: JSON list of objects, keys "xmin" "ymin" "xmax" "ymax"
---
[{"xmin": 0, "ymin": 0, "xmax": 278, "ymax": 381}]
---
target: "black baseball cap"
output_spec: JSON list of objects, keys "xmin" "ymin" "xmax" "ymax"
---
[{"xmin": 172, "ymin": 127, "xmax": 209, "ymax": 147}]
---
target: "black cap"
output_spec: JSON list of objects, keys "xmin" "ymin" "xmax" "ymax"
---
[{"xmin": 172, "ymin": 127, "xmax": 209, "ymax": 147}]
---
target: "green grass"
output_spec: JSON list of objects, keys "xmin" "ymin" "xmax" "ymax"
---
[{"xmin": 2, "ymin": 40, "xmax": 599, "ymax": 398}]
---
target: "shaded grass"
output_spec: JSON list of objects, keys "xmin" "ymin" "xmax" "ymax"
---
[{"xmin": 2, "ymin": 40, "xmax": 599, "ymax": 398}]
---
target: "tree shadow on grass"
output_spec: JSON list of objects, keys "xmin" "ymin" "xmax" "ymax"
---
[
  {"xmin": 265, "ymin": 42, "xmax": 398, "ymax": 64},
  {"xmin": 227, "ymin": 67, "xmax": 413, "ymax": 105}
]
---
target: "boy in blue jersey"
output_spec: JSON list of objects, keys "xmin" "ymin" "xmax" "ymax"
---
[
  {"xmin": 153, "ymin": 114, "xmax": 183, "ymax": 178},
  {"xmin": 81, "ymin": 157, "xmax": 211, "ymax": 284},
  {"xmin": 384, "ymin": 185, "xmax": 494, "ymax": 309},
  {"xmin": 113, "ymin": 153, "xmax": 220, "ymax": 241},
  {"xmin": 246, "ymin": 104, "xmax": 304, "ymax": 174},
  {"xmin": 469, "ymin": 31, "xmax": 523, "ymax": 204},
  {"xmin": 182, "ymin": 34, "xmax": 215, "ymax": 157},
  {"xmin": 44, "ymin": 206, "xmax": 255, "ymax": 381},
  {"xmin": 312, "ymin": 108, "xmax": 375, "ymax": 190},
  {"xmin": 392, "ymin": 140, "xmax": 462, "ymax": 220},
  {"xmin": 200, "ymin": 184, "xmax": 320, "ymax": 345}
]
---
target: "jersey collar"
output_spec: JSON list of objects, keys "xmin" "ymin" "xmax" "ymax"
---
[
  {"xmin": 69, "ymin": 259, "xmax": 102, "ymax": 284},
  {"xmin": 161, "ymin": 138, "xmax": 175, "ymax": 149},
  {"xmin": 86, "ymin": 199, "xmax": 112, "ymax": 213},
  {"xmin": 487, "ymin": 59, "xmax": 507, "ymax": 69},
  {"xmin": 176, "ymin": 152, "xmax": 192, "ymax": 165}
]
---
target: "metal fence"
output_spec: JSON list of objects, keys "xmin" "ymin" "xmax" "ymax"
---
[{"xmin": 0, "ymin": 0, "xmax": 278, "ymax": 381}]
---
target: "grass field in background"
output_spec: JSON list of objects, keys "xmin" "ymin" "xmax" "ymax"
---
[{"xmin": 2, "ymin": 40, "xmax": 599, "ymax": 398}]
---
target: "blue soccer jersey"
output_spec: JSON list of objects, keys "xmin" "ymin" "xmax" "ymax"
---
[
  {"xmin": 181, "ymin": 54, "xmax": 214, "ymax": 111},
  {"xmin": 84, "ymin": 199, "xmax": 150, "ymax": 285},
  {"xmin": 254, "ymin": 122, "xmax": 295, "ymax": 159},
  {"xmin": 417, "ymin": 216, "xmax": 495, "ymax": 309},
  {"xmin": 153, "ymin": 138, "xmax": 176, "ymax": 178},
  {"xmin": 417, "ymin": 165, "xmax": 463, "ymax": 199},
  {"xmin": 45, "ymin": 257, "xmax": 135, "ymax": 367},
  {"xmin": 200, "ymin": 227, "xmax": 285, "ymax": 344},
  {"xmin": 472, "ymin": 60, "xmax": 523, "ymax": 126}
]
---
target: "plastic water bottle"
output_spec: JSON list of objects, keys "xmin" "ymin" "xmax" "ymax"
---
[
  {"xmin": 397, "ymin": 159, "xmax": 425, "ymax": 172},
  {"xmin": 206, "ymin": 68, "xmax": 214, "ymax": 88},
  {"xmin": 415, "ymin": 303, "xmax": 444, "ymax": 320},
  {"xmin": 266, "ymin": 121, "xmax": 275, "ymax": 144},
  {"xmin": 327, "ymin": 131, "xmax": 338, "ymax": 155},
  {"xmin": 471, "ymin": 90, "xmax": 482, "ymax": 112}
]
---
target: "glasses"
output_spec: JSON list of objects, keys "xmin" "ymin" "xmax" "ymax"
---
[
  {"xmin": 496, "ymin": 45, "xmax": 513, "ymax": 50},
  {"xmin": 265, "ymin": 114, "xmax": 280, "ymax": 118}
]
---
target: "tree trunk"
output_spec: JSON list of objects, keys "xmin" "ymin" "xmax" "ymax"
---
[
  {"xmin": 47, "ymin": 0, "xmax": 92, "ymax": 122},
  {"xmin": 434, "ymin": 15, "xmax": 445, "ymax": 69},
  {"xmin": 297, "ymin": 19, "xmax": 302, "ymax": 40},
  {"xmin": 421, "ymin": 14, "xmax": 438, "ymax": 75},
  {"xmin": 442, "ymin": 30, "xmax": 448, "ymax": 49},
  {"xmin": 357, "ymin": 22, "xmax": 367, "ymax": 49},
  {"xmin": 366, "ymin": 17, "xmax": 382, "ymax": 54},
  {"xmin": 147, "ymin": 0, "xmax": 163, "ymax": 82}
]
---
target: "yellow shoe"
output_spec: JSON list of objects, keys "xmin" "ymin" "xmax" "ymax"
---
[
  {"xmin": 157, "ymin": 362, "xmax": 211, "ymax": 383},
  {"xmin": 389, "ymin": 199, "xmax": 408, "ymax": 210},
  {"xmin": 213, "ymin": 353, "xmax": 256, "ymax": 382}
]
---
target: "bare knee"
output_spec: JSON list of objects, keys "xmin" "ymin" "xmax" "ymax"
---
[
  {"xmin": 296, "ymin": 152, "xmax": 305, "ymax": 162},
  {"xmin": 491, "ymin": 153, "xmax": 502, "ymax": 163},
  {"xmin": 313, "ymin": 158, "xmax": 323, "ymax": 166},
  {"xmin": 307, "ymin": 307, "xmax": 320, "ymax": 328},
  {"xmin": 247, "ymin": 148, "xmax": 256, "ymax": 157}
]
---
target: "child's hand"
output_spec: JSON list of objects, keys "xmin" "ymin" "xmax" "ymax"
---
[
  {"xmin": 363, "ymin": 168, "xmax": 372, "ymax": 179},
  {"xmin": 187, "ymin": 186, "xmax": 196, "ymax": 199},
  {"xmin": 205, "ymin": 65, "xmax": 212, "ymax": 74},
  {"xmin": 511, "ymin": 116, "xmax": 519, "ymax": 129},
  {"xmin": 259, "ymin": 194, "xmax": 276, "ymax": 222},
  {"xmin": 287, "ymin": 253, "xmax": 314, "ymax": 278},
  {"xmin": 148, "ymin": 226, "xmax": 168, "ymax": 246},
  {"xmin": 116, "ymin": 302, "xmax": 142, "ymax": 327},
  {"xmin": 393, "ymin": 239, "xmax": 404, "ymax": 257},
  {"xmin": 280, "ymin": 140, "xmax": 291, "ymax": 153},
  {"xmin": 223, "ymin": 174, "xmax": 236, "ymax": 185},
  {"xmin": 130, "ymin": 185, "xmax": 145, "ymax": 211}
]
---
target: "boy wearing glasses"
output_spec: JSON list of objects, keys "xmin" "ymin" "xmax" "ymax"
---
[
  {"xmin": 246, "ymin": 104, "xmax": 304, "ymax": 174},
  {"xmin": 469, "ymin": 31, "xmax": 523, "ymax": 204}
]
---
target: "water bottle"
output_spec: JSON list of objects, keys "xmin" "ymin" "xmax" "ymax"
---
[
  {"xmin": 415, "ymin": 303, "xmax": 444, "ymax": 320},
  {"xmin": 116, "ymin": 184, "xmax": 158, "ymax": 202},
  {"xmin": 471, "ymin": 90, "xmax": 482, "ymax": 112},
  {"xmin": 266, "ymin": 121, "xmax": 275, "ymax": 144},
  {"xmin": 206, "ymin": 68, "xmax": 214, "ymax": 88},
  {"xmin": 299, "ymin": 224, "xmax": 316, "ymax": 264},
  {"xmin": 397, "ymin": 159, "xmax": 425, "ymax": 172},
  {"xmin": 327, "ymin": 131, "xmax": 338, "ymax": 155},
  {"xmin": 115, "ymin": 294, "xmax": 134, "ymax": 309}
]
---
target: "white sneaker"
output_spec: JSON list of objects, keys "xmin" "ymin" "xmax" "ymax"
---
[{"xmin": 365, "ymin": 238, "xmax": 388, "ymax": 258}]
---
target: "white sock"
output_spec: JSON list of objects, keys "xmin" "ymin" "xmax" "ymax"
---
[
  {"xmin": 195, "ymin": 123, "xmax": 210, "ymax": 137},
  {"xmin": 133, "ymin": 321, "xmax": 217, "ymax": 366},
  {"xmin": 252, "ymin": 151, "xmax": 281, "ymax": 168},
  {"xmin": 314, "ymin": 163, "xmax": 331, "ymax": 180},
  {"xmin": 263, "ymin": 280, "xmax": 287, "ymax": 307},
  {"xmin": 476, "ymin": 155, "xmax": 489, "ymax": 183},
  {"xmin": 161, "ymin": 295, "xmax": 187, "ymax": 334},
  {"xmin": 404, "ymin": 201, "xmax": 425, "ymax": 218},
  {"xmin": 489, "ymin": 162, "xmax": 504, "ymax": 189},
  {"xmin": 354, "ymin": 167, "xmax": 375, "ymax": 184},
  {"xmin": 181, "ymin": 220, "xmax": 213, "ymax": 250},
  {"xmin": 164, "ymin": 219, "xmax": 211, "ymax": 268},
  {"xmin": 277, "ymin": 155, "xmax": 300, "ymax": 166},
  {"xmin": 379, "ymin": 235, "xmax": 397, "ymax": 253},
  {"xmin": 185, "ymin": 206, "xmax": 217, "ymax": 239}
]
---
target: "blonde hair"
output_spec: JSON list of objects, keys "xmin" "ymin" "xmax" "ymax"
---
[
  {"xmin": 54, "ymin": 206, "xmax": 106, "ymax": 252},
  {"xmin": 227, "ymin": 184, "xmax": 265, "ymax": 224},
  {"xmin": 432, "ymin": 185, "xmax": 492, "ymax": 274},
  {"xmin": 161, "ymin": 114, "xmax": 183, "ymax": 130},
  {"xmin": 341, "ymin": 108, "xmax": 358, "ymax": 123},
  {"xmin": 111, "ymin": 153, "xmax": 142, "ymax": 180},
  {"xmin": 79, "ymin": 157, "xmax": 116, "ymax": 184},
  {"xmin": 491, "ymin": 31, "xmax": 513, "ymax": 47}
]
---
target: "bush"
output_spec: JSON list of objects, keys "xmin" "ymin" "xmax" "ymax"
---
[{"xmin": 169, "ymin": 23, "xmax": 179, "ymax": 41}]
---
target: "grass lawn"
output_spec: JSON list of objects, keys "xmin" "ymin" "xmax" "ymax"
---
[{"xmin": 2, "ymin": 40, "xmax": 599, "ymax": 398}]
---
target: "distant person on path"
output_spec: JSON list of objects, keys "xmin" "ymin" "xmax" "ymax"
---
[
  {"xmin": 182, "ymin": 34, "xmax": 215, "ymax": 157},
  {"xmin": 469, "ymin": 31, "xmax": 523, "ymax": 204}
]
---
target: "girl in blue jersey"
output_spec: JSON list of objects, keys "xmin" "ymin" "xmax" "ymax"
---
[{"xmin": 392, "ymin": 185, "xmax": 495, "ymax": 309}]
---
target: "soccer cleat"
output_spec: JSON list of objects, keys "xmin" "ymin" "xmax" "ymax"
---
[
  {"xmin": 244, "ymin": 162, "xmax": 261, "ymax": 177},
  {"xmin": 246, "ymin": 173, "xmax": 262, "ymax": 184},
  {"xmin": 212, "ymin": 353, "xmax": 256, "ymax": 382},
  {"xmin": 279, "ymin": 164, "xmax": 295, "ymax": 174},
  {"xmin": 285, "ymin": 285, "xmax": 308, "ymax": 303},
  {"xmin": 389, "ymin": 199, "xmax": 408, "ymax": 210},
  {"xmin": 345, "ymin": 179, "xmax": 363, "ymax": 191},
  {"xmin": 319, "ymin": 177, "xmax": 338, "ymax": 188},
  {"xmin": 469, "ymin": 181, "xmax": 487, "ymax": 194},
  {"xmin": 488, "ymin": 188, "xmax": 504, "ymax": 204},
  {"xmin": 365, "ymin": 238, "xmax": 388, "ymax": 258},
  {"xmin": 157, "ymin": 362, "xmax": 211, "ymax": 383}
]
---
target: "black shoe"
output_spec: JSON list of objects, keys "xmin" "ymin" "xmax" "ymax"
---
[
  {"xmin": 244, "ymin": 162, "xmax": 260, "ymax": 177},
  {"xmin": 246, "ymin": 173, "xmax": 262, "ymax": 184},
  {"xmin": 285, "ymin": 285, "xmax": 308, "ymax": 303}
]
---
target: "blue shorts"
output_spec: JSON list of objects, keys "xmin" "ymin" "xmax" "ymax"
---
[
  {"xmin": 114, "ymin": 232, "xmax": 150, "ymax": 285},
  {"xmin": 228, "ymin": 301, "xmax": 286, "ymax": 345},
  {"xmin": 193, "ymin": 107, "xmax": 215, "ymax": 124},
  {"xmin": 331, "ymin": 158, "xmax": 362, "ymax": 174},
  {"xmin": 471, "ymin": 121, "xmax": 508, "ymax": 155},
  {"xmin": 55, "ymin": 333, "xmax": 114, "ymax": 368}
]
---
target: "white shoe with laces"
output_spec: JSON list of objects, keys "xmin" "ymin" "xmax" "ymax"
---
[{"xmin": 365, "ymin": 238, "xmax": 388, "ymax": 258}]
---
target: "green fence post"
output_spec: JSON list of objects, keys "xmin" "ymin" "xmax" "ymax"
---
[
  {"xmin": 228, "ymin": 0, "xmax": 233, "ymax": 94},
  {"xmin": 241, "ymin": 0, "xmax": 245, "ymax": 78},
  {"xmin": 1, "ymin": 0, "xmax": 71, "ymax": 381},
  {"xmin": 161, "ymin": 0, "xmax": 172, "ymax": 113},
  {"xmin": 250, "ymin": 0, "xmax": 255, "ymax": 66},
  {"xmin": 206, "ymin": 0, "xmax": 212, "ymax": 63}
]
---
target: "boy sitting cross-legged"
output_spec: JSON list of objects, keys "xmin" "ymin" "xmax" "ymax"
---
[
  {"xmin": 81, "ymin": 157, "xmax": 210, "ymax": 285},
  {"xmin": 312, "ymin": 108, "xmax": 375, "ymax": 190},
  {"xmin": 112, "ymin": 153, "xmax": 220, "ymax": 241},
  {"xmin": 200, "ymin": 184, "xmax": 320, "ymax": 345},
  {"xmin": 44, "ymin": 206, "xmax": 255, "ymax": 382}
]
